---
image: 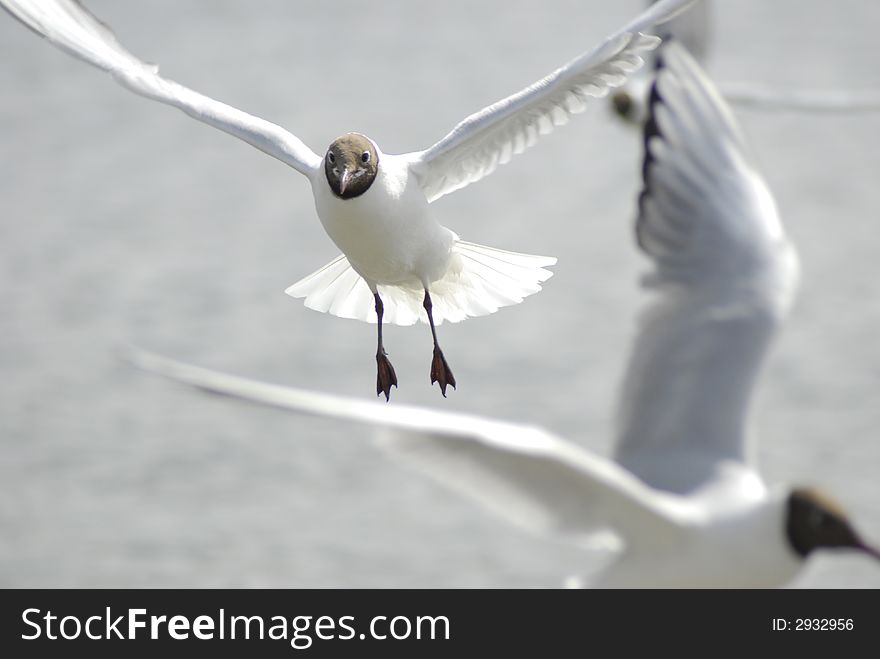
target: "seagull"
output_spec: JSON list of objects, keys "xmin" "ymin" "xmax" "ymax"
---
[
  {"xmin": 1, "ymin": 0, "xmax": 699, "ymax": 401},
  {"xmin": 610, "ymin": 0, "xmax": 880, "ymax": 125},
  {"xmin": 131, "ymin": 42, "xmax": 880, "ymax": 587}
]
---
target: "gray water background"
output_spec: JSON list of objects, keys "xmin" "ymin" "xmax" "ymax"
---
[{"xmin": 1, "ymin": 0, "xmax": 879, "ymax": 587}]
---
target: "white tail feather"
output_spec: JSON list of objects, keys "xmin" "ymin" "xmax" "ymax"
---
[{"xmin": 285, "ymin": 241, "xmax": 556, "ymax": 326}]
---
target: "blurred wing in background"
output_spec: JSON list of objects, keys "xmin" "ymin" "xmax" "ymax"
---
[
  {"xmin": 613, "ymin": 42, "xmax": 800, "ymax": 493},
  {"xmin": 129, "ymin": 349, "xmax": 680, "ymax": 549},
  {"xmin": 1, "ymin": 0, "xmax": 322, "ymax": 175},
  {"xmin": 719, "ymin": 82, "xmax": 880, "ymax": 114},
  {"xmin": 658, "ymin": 0, "xmax": 711, "ymax": 61}
]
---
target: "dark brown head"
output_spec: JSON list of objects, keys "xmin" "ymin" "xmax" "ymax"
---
[
  {"xmin": 786, "ymin": 487, "xmax": 880, "ymax": 561},
  {"xmin": 324, "ymin": 133, "xmax": 379, "ymax": 200}
]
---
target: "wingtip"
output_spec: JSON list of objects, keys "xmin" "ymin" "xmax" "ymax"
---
[
  {"xmin": 621, "ymin": 0, "xmax": 702, "ymax": 36},
  {"xmin": 636, "ymin": 44, "xmax": 668, "ymax": 218},
  {"xmin": 122, "ymin": 344, "xmax": 193, "ymax": 384}
]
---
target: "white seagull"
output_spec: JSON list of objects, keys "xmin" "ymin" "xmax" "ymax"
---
[
  {"xmin": 131, "ymin": 43, "xmax": 880, "ymax": 587},
  {"xmin": 610, "ymin": 0, "xmax": 880, "ymax": 125},
  {"xmin": 2, "ymin": 0, "xmax": 698, "ymax": 400}
]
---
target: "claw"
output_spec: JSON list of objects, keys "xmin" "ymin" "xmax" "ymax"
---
[
  {"xmin": 376, "ymin": 350, "xmax": 398, "ymax": 402},
  {"xmin": 430, "ymin": 346, "xmax": 456, "ymax": 397}
]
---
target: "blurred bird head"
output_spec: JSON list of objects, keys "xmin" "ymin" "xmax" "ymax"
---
[{"xmin": 786, "ymin": 487, "xmax": 880, "ymax": 561}]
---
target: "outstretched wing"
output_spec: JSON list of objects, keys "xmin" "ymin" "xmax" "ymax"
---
[
  {"xmin": 613, "ymin": 43, "xmax": 800, "ymax": 493},
  {"xmin": 130, "ymin": 349, "xmax": 682, "ymax": 547},
  {"xmin": 721, "ymin": 82, "xmax": 880, "ymax": 114},
  {"xmin": 404, "ymin": 0, "xmax": 700, "ymax": 202},
  {"xmin": 2, "ymin": 0, "xmax": 321, "ymax": 175}
]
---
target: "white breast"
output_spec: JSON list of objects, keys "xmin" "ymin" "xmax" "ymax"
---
[{"xmin": 310, "ymin": 153, "xmax": 455, "ymax": 288}]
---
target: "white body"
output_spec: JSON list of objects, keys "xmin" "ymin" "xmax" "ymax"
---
[
  {"xmin": 592, "ymin": 485, "xmax": 802, "ymax": 588},
  {"xmin": 297, "ymin": 147, "xmax": 556, "ymax": 326},
  {"xmin": 310, "ymin": 149, "xmax": 454, "ymax": 291}
]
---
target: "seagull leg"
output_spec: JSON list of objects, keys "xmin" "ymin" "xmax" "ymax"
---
[
  {"xmin": 424, "ymin": 290, "xmax": 456, "ymax": 397},
  {"xmin": 374, "ymin": 292, "xmax": 397, "ymax": 402}
]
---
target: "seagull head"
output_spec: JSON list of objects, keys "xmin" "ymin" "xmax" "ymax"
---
[
  {"xmin": 324, "ymin": 133, "xmax": 379, "ymax": 200},
  {"xmin": 610, "ymin": 75, "xmax": 651, "ymax": 126},
  {"xmin": 786, "ymin": 487, "xmax": 880, "ymax": 562},
  {"xmin": 611, "ymin": 89, "xmax": 638, "ymax": 123}
]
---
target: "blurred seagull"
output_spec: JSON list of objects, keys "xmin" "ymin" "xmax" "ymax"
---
[
  {"xmin": 131, "ymin": 43, "xmax": 880, "ymax": 587},
  {"xmin": 610, "ymin": 0, "xmax": 880, "ymax": 125},
  {"xmin": 1, "ymin": 0, "xmax": 698, "ymax": 400}
]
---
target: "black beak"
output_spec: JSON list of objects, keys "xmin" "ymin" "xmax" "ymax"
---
[{"xmin": 857, "ymin": 540, "xmax": 880, "ymax": 561}]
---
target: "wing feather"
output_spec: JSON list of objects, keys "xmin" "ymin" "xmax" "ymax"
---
[
  {"xmin": 406, "ymin": 0, "xmax": 700, "ymax": 202},
  {"xmin": 614, "ymin": 43, "xmax": 799, "ymax": 493},
  {"xmin": 130, "ymin": 350, "xmax": 682, "ymax": 546}
]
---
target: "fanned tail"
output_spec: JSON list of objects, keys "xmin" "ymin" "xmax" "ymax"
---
[
  {"xmin": 284, "ymin": 254, "xmax": 376, "ymax": 321},
  {"xmin": 285, "ymin": 241, "xmax": 556, "ymax": 327}
]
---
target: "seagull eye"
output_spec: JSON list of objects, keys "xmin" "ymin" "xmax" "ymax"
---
[
  {"xmin": 361, "ymin": 151, "xmax": 370, "ymax": 163},
  {"xmin": 327, "ymin": 152, "xmax": 336, "ymax": 164}
]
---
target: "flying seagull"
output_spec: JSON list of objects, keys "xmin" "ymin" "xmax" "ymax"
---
[
  {"xmin": 131, "ymin": 43, "xmax": 879, "ymax": 587},
  {"xmin": 610, "ymin": 0, "xmax": 880, "ymax": 125},
  {"xmin": 1, "ymin": 0, "xmax": 698, "ymax": 400}
]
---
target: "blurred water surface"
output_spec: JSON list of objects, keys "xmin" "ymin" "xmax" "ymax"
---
[{"xmin": 1, "ymin": 0, "xmax": 878, "ymax": 587}]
